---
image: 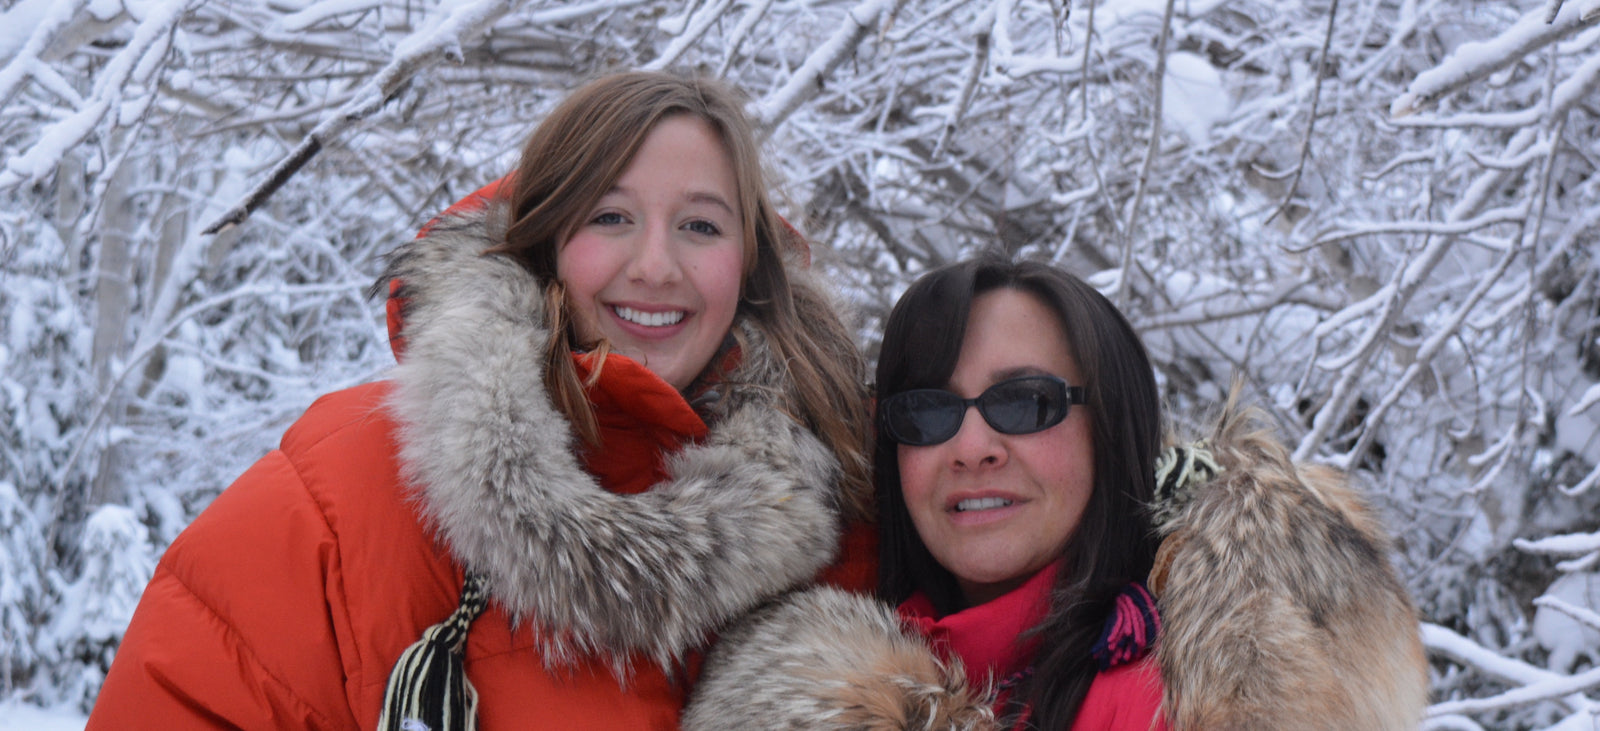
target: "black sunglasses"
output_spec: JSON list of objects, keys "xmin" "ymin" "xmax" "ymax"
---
[{"xmin": 879, "ymin": 375, "xmax": 1087, "ymax": 446}]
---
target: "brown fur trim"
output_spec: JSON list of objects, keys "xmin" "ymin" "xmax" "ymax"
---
[
  {"xmin": 1148, "ymin": 532, "xmax": 1184, "ymax": 599},
  {"xmin": 1151, "ymin": 387, "xmax": 1429, "ymax": 730},
  {"xmin": 684, "ymin": 587, "xmax": 995, "ymax": 730}
]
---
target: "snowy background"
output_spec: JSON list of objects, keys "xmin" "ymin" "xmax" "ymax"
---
[{"xmin": 3, "ymin": 0, "xmax": 1600, "ymax": 728}]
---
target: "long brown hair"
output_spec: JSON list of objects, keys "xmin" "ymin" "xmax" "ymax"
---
[
  {"xmin": 492, "ymin": 71, "xmax": 872, "ymax": 519},
  {"xmin": 874, "ymin": 255, "xmax": 1162, "ymax": 726}
]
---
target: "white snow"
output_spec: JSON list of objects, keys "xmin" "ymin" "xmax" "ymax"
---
[
  {"xmin": 4, "ymin": 0, "xmax": 1600, "ymax": 727},
  {"xmin": 270, "ymin": 0, "xmax": 387, "ymax": 33},
  {"xmin": 1519, "ymin": 533, "xmax": 1600, "ymax": 557},
  {"xmin": 1534, "ymin": 573, "xmax": 1600, "ymax": 673},
  {"xmin": 1392, "ymin": 0, "xmax": 1600, "ymax": 116},
  {"xmin": 1571, "ymin": 382, "xmax": 1600, "ymax": 418},
  {"xmin": 1162, "ymin": 51, "xmax": 1228, "ymax": 148},
  {"xmin": 0, "ymin": 0, "xmax": 61, "ymax": 62},
  {"xmin": 0, "ymin": 701, "xmax": 85, "ymax": 731},
  {"xmin": 0, "ymin": 0, "xmax": 87, "ymax": 114}
]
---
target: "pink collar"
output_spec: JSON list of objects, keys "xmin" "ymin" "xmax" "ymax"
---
[{"xmin": 898, "ymin": 562, "xmax": 1060, "ymax": 684}]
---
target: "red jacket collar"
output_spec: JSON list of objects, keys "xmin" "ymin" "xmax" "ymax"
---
[
  {"xmin": 571, "ymin": 352, "xmax": 708, "ymax": 495},
  {"xmin": 899, "ymin": 562, "xmax": 1060, "ymax": 684}
]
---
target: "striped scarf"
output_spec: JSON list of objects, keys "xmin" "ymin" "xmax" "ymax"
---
[{"xmin": 378, "ymin": 573, "xmax": 489, "ymax": 731}]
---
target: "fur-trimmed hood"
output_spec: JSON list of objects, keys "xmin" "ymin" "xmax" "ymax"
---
[{"xmin": 379, "ymin": 204, "xmax": 844, "ymax": 672}]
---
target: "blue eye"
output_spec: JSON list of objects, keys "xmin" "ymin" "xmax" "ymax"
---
[
  {"xmin": 684, "ymin": 219, "xmax": 721, "ymax": 236},
  {"xmin": 591, "ymin": 211, "xmax": 627, "ymax": 226}
]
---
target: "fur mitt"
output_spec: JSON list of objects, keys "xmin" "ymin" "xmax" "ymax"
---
[
  {"xmin": 1149, "ymin": 390, "xmax": 1429, "ymax": 730},
  {"xmin": 684, "ymin": 587, "xmax": 995, "ymax": 731}
]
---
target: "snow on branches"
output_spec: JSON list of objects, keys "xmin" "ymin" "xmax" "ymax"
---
[{"xmin": 2, "ymin": 0, "xmax": 1600, "ymax": 726}]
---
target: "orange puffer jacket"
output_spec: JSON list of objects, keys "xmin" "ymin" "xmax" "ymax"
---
[{"xmin": 89, "ymin": 198, "xmax": 874, "ymax": 730}]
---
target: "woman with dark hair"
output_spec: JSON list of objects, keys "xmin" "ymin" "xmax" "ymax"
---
[
  {"xmin": 686, "ymin": 254, "xmax": 1164, "ymax": 730},
  {"xmin": 873, "ymin": 255, "xmax": 1165, "ymax": 729},
  {"xmin": 88, "ymin": 71, "xmax": 875, "ymax": 731},
  {"xmin": 687, "ymin": 253, "xmax": 1429, "ymax": 731}
]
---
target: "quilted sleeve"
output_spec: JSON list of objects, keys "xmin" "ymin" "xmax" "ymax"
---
[{"xmin": 88, "ymin": 449, "xmax": 358, "ymax": 731}]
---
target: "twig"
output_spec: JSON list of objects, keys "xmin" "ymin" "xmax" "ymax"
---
[
  {"xmin": 1079, "ymin": 0, "xmax": 1095, "ymax": 125},
  {"xmin": 932, "ymin": 4, "xmax": 993, "ymax": 157},
  {"xmin": 1391, "ymin": 0, "xmax": 1599, "ymax": 117},
  {"xmin": 1534, "ymin": 595, "xmax": 1600, "ymax": 632},
  {"xmin": 715, "ymin": 0, "xmax": 777, "ymax": 78},
  {"xmin": 1114, "ymin": 0, "xmax": 1176, "ymax": 309},
  {"xmin": 644, "ymin": 0, "xmax": 737, "ymax": 71},
  {"xmin": 1309, "ymin": 204, "xmax": 1530, "ymax": 248},
  {"xmin": 201, "ymin": 0, "xmax": 648, "ymax": 235},
  {"xmin": 201, "ymin": 0, "xmax": 529, "ymax": 234},
  {"xmin": 201, "ymin": 138, "xmax": 323, "ymax": 234},
  {"xmin": 754, "ymin": 0, "xmax": 904, "ymax": 130},
  {"xmin": 1265, "ymin": 0, "xmax": 1339, "ymax": 225}
]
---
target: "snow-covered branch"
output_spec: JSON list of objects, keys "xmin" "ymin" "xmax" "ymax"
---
[
  {"xmin": 1535, "ymin": 595, "xmax": 1600, "ymax": 633},
  {"xmin": 753, "ymin": 0, "xmax": 903, "ymax": 129},
  {"xmin": 201, "ymin": 0, "xmax": 545, "ymax": 234},
  {"xmin": 1428, "ymin": 666, "xmax": 1600, "ymax": 717},
  {"xmin": 7, "ymin": 1, "xmax": 1600, "ymax": 723},
  {"xmin": 1115, "ymin": 0, "xmax": 1176, "ymax": 308},
  {"xmin": 1310, "ymin": 204, "xmax": 1531, "ymax": 247},
  {"xmin": 0, "ymin": 0, "xmax": 194, "ymax": 190},
  {"xmin": 1517, "ymin": 532, "xmax": 1600, "ymax": 557},
  {"xmin": 0, "ymin": 0, "xmax": 92, "ymax": 108},
  {"xmin": 1391, "ymin": 0, "xmax": 1600, "ymax": 116},
  {"xmin": 645, "ymin": 0, "xmax": 737, "ymax": 71},
  {"xmin": 1423, "ymin": 623, "xmax": 1598, "ymax": 718}
]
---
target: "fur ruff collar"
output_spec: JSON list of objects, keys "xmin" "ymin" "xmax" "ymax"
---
[{"xmin": 380, "ymin": 205, "xmax": 843, "ymax": 672}]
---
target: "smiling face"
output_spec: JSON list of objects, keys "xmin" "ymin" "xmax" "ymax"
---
[
  {"xmin": 557, "ymin": 115, "xmax": 746, "ymax": 391},
  {"xmin": 896, "ymin": 287, "xmax": 1095, "ymax": 607}
]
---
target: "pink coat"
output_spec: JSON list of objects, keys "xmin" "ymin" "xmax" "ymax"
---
[{"xmin": 900, "ymin": 564, "xmax": 1167, "ymax": 731}]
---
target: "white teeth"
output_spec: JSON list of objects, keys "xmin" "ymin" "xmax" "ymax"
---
[
  {"xmin": 614, "ymin": 306, "xmax": 685, "ymax": 327},
  {"xmin": 955, "ymin": 497, "xmax": 1014, "ymax": 512}
]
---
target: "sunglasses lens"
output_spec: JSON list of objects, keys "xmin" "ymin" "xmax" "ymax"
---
[
  {"xmin": 980, "ymin": 377, "xmax": 1068, "ymax": 434},
  {"xmin": 883, "ymin": 377, "xmax": 1074, "ymax": 445},
  {"xmin": 883, "ymin": 390, "xmax": 964, "ymax": 446}
]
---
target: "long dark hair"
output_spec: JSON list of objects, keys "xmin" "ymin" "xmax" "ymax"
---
[{"xmin": 874, "ymin": 254, "xmax": 1162, "ymax": 728}]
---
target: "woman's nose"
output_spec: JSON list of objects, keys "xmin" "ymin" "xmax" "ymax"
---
[
  {"xmin": 949, "ymin": 405, "xmax": 1007, "ymax": 469},
  {"xmin": 626, "ymin": 222, "xmax": 683, "ymax": 286}
]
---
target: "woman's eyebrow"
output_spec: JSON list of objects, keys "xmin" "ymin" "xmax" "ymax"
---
[
  {"xmin": 992, "ymin": 365, "xmax": 1052, "ymax": 381},
  {"xmin": 602, "ymin": 185, "xmax": 736, "ymax": 217},
  {"xmin": 944, "ymin": 365, "xmax": 1053, "ymax": 391},
  {"xmin": 687, "ymin": 191, "xmax": 737, "ymax": 216}
]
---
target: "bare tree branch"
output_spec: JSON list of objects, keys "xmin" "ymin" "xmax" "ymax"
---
[
  {"xmin": 1391, "ymin": 0, "xmax": 1599, "ymax": 117},
  {"xmin": 1265, "ymin": 0, "xmax": 1339, "ymax": 226},
  {"xmin": 1114, "ymin": 0, "xmax": 1176, "ymax": 308},
  {"xmin": 0, "ymin": 0, "xmax": 194, "ymax": 190},
  {"xmin": 753, "ymin": 0, "xmax": 904, "ymax": 129},
  {"xmin": 200, "ymin": 0, "xmax": 535, "ymax": 234}
]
